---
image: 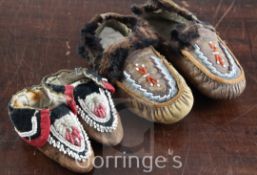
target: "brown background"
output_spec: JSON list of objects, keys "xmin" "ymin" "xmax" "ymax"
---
[{"xmin": 0, "ymin": 0, "xmax": 257, "ymax": 174}]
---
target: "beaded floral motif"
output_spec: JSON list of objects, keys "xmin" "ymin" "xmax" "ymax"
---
[
  {"xmin": 48, "ymin": 112, "xmax": 90, "ymax": 162},
  {"xmin": 77, "ymin": 88, "xmax": 118, "ymax": 133},
  {"xmin": 78, "ymin": 88, "xmax": 111, "ymax": 123}
]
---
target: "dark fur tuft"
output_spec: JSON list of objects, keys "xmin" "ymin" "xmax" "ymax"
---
[
  {"xmin": 101, "ymin": 38, "xmax": 160, "ymax": 81},
  {"xmin": 144, "ymin": 4, "xmax": 158, "ymax": 12},
  {"xmin": 171, "ymin": 23, "xmax": 199, "ymax": 48},
  {"xmin": 81, "ymin": 22, "xmax": 98, "ymax": 35},
  {"xmin": 79, "ymin": 33, "xmax": 103, "ymax": 67},
  {"xmin": 133, "ymin": 38, "xmax": 159, "ymax": 49},
  {"xmin": 79, "ymin": 20, "xmax": 104, "ymax": 68},
  {"xmin": 131, "ymin": 5, "xmax": 144, "ymax": 15},
  {"xmin": 105, "ymin": 48, "xmax": 129, "ymax": 81},
  {"xmin": 118, "ymin": 17, "xmax": 138, "ymax": 30},
  {"xmin": 78, "ymin": 45, "xmax": 87, "ymax": 58}
]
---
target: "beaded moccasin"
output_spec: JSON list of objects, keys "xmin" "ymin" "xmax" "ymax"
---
[
  {"xmin": 8, "ymin": 86, "xmax": 94, "ymax": 173},
  {"xmin": 132, "ymin": 0, "xmax": 246, "ymax": 99},
  {"xmin": 79, "ymin": 13, "xmax": 194, "ymax": 124},
  {"xmin": 42, "ymin": 68, "xmax": 123, "ymax": 146}
]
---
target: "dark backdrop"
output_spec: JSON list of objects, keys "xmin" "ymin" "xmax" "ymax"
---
[{"xmin": 0, "ymin": 0, "xmax": 256, "ymax": 174}]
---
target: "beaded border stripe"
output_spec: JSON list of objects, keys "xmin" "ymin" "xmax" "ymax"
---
[
  {"xmin": 194, "ymin": 41, "xmax": 239, "ymax": 79},
  {"xmin": 48, "ymin": 111, "xmax": 91, "ymax": 162},
  {"xmin": 123, "ymin": 55, "xmax": 178, "ymax": 102},
  {"xmin": 77, "ymin": 88, "xmax": 118, "ymax": 133}
]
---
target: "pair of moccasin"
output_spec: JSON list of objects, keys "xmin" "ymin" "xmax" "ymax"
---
[
  {"xmin": 79, "ymin": 0, "xmax": 246, "ymax": 124},
  {"xmin": 8, "ymin": 0, "xmax": 247, "ymax": 173},
  {"xmin": 8, "ymin": 68, "xmax": 123, "ymax": 173}
]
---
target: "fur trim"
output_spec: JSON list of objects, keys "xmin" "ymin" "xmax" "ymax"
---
[
  {"xmin": 131, "ymin": 6, "xmax": 144, "ymax": 15},
  {"xmin": 100, "ymin": 47, "xmax": 129, "ymax": 81},
  {"xmin": 131, "ymin": 0, "xmax": 220, "ymax": 50},
  {"xmin": 98, "ymin": 37, "xmax": 160, "ymax": 82},
  {"xmin": 147, "ymin": 0, "xmax": 199, "ymax": 21},
  {"xmin": 133, "ymin": 38, "xmax": 160, "ymax": 50},
  {"xmin": 79, "ymin": 14, "xmax": 138, "ymax": 70},
  {"xmin": 170, "ymin": 23, "xmax": 199, "ymax": 49},
  {"xmin": 131, "ymin": 3, "xmax": 158, "ymax": 15},
  {"xmin": 79, "ymin": 13, "xmax": 161, "ymax": 82},
  {"xmin": 79, "ymin": 16, "xmax": 104, "ymax": 69},
  {"xmin": 104, "ymin": 15, "xmax": 138, "ymax": 29}
]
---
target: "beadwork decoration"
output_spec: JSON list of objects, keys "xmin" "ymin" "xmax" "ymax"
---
[
  {"xmin": 124, "ymin": 55, "xmax": 178, "ymax": 102},
  {"xmin": 209, "ymin": 41, "xmax": 226, "ymax": 67},
  {"xmin": 194, "ymin": 41, "xmax": 239, "ymax": 79},
  {"xmin": 76, "ymin": 88, "xmax": 118, "ymax": 133},
  {"xmin": 65, "ymin": 126, "xmax": 82, "ymax": 146},
  {"xmin": 48, "ymin": 108, "xmax": 90, "ymax": 162},
  {"xmin": 9, "ymin": 86, "xmax": 91, "ymax": 163},
  {"xmin": 135, "ymin": 63, "xmax": 160, "ymax": 87},
  {"xmin": 44, "ymin": 69, "xmax": 118, "ymax": 134}
]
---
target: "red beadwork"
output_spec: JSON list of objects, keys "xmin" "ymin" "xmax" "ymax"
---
[
  {"xmin": 209, "ymin": 42, "xmax": 225, "ymax": 67},
  {"xmin": 136, "ymin": 64, "xmax": 158, "ymax": 87},
  {"xmin": 137, "ymin": 66, "xmax": 148, "ymax": 75},
  {"xmin": 65, "ymin": 127, "xmax": 82, "ymax": 146},
  {"xmin": 147, "ymin": 76, "xmax": 157, "ymax": 86},
  {"xmin": 93, "ymin": 104, "xmax": 106, "ymax": 118}
]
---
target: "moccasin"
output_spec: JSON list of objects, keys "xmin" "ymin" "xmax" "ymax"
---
[
  {"xmin": 79, "ymin": 13, "xmax": 194, "ymax": 124},
  {"xmin": 42, "ymin": 68, "xmax": 123, "ymax": 146},
  {"xmin": 8, "ymin": 86, "xmax": 94, "ymax": 173},
  {"xmin": 132, "ymin": 0, "xmax": 246, "ymax": 99}
]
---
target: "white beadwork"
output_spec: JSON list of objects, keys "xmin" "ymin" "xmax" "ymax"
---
[
  {"xmin": 123, "ymin": 55, "xmax": 178, "ymax": 102},
  {"xmin": 79, "ymin": 88, "xmax": 111, "ymax": 123},
  {"xmin": 53, "ymin": 113, "xmax": 81, "ymax": 142},
  {"xmin": 194, "ymin": 42, "xmax": 239, "ymax": 79},
  {"xmin": 77, "ymin": 89, "xmax": 118, "ymax": 133},
  {"xmin": 47, "ymin": 112, "xmax": 91, "ymax": 162}
]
